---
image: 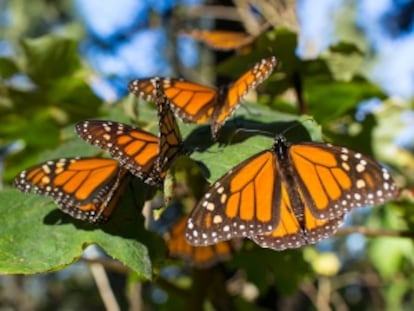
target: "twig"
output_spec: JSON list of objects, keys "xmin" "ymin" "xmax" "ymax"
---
[
  {"xmin": 128, "ymin": 281, "xmax": 142, "ymax": 311},
  {"xmin": 336, "ymin": 226, "xmax": 414, "ymax": 238},
  {"xmin": 80, "ymin": 257, "xmax": 130, "ymax": 275},
  {"xmin": 89, "ymin": 262, "xmax": 121, "ymax": 311},
  {"xmin": 316, "ymin": 277, "xmax": 332, "ymax": 311},
  {"xmin": 186, "ymin": 5, "xmax": 242, "ymax": 21},
  {"xmin": 292, "ymin": 71, "xmax": 307, "ymax": 114},
  {"xmin": 300, "ymin": 280, "xmax": 319, "ymax": 309}
]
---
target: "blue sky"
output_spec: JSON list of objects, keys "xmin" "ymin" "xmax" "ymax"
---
[
  {"xmin": 297, "ymin": 0, "xmax": 414, "ymax": 99},
  {"xmin": 68, "ymin": 0, "xmax": 414, "ymax": 101},
  {"xmin": 1, "ymin": 1, "xmax": 412, "ymax": 102}
]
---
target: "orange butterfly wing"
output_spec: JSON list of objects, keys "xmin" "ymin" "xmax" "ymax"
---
[
  {"xmin": 167, "ymin": 216, "xmax": 236, "ymax": 268},
  {"xmin": 130, "ymin": 77, "xmax": 217, "ymax": 124},
  {"xmin": 182, "ymin": 30, "xmax": 255, "ymax": 51},
  {"xmin": 186, "ymin": 150, "xmax": 281, "ymax": 246},
  {"xmin": 212, "ymin": 56, "xmax": 277, "ymax": 136},
  {"xmin": 249, "ymin": 182, "xmax": 345, "ymax": 250},
  {"xmin": 154, "ymin": 101, "xmax": 183, "ymax": 180},
  {"xmin": 288, "ymin": 142, "xmax": 398, "ymax": 219},
  {"xmin": 127, "ymin": 78, "xmax": 159, "ymax": 102},
  {"xmin": 14, "ymin": 157, "xmax": 128, "ymax": 223},
  {"xmin": 186, "ymin": 136, "xmax": 398, "ymax": 250},
  {"xmin": 76, "ymin": 102, "xmax": 182, "ymax": 186},
  {"xmin": 129, "ymin": 56, "xmax": 277, "ymax": 139},
  {"xmin": 76, "ymin": 120, "xmax": 161, "ymax": 185}
]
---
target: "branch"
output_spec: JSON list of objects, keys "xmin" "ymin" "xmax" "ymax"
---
[
  {"xmin": 80, "ymin": 257, "xmax": 130, "ymax": 275},
  {"xmin": 336, "ymin": 226, "xmax": 414, "ymax": 238},
  {"xmin": 186, "ymin": 5, "xmax": 242, "ymax": 21},
  {"xmin": 89, "ymin": 262, "xmax": 121, "ymax": 311}
]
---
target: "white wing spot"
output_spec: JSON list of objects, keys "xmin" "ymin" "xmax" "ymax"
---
[
  {"xmin": 356, "ymin": 179, "xmax": 366, "ymax": 189},
  {"xmin": 206, "ymin": 202, "xmax": 215, "ymax": 211},
  {"xmin": 356, "ymin": 163, "xmax": 365, "ymax": 173},
  {"xmin": 342, "ymin": 162, "xmax": 351, "ymax": 171},
  {"xmin": 213, "ymin": 215, "xmax": 223, "ymax": 224}
]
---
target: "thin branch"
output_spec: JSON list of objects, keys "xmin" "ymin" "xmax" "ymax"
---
[
  {"xmin": 300, "ymin": 280, "xmax": 319, "ymax": 309},
  {"xmin": 89, "ymin": 263, "xmax": 121, "ymax": 311},
  {"xmin": 128, "ymin": 281, "xmax": 142, "ymax": 311},
  {"xmin": 80, "ymin": 257, "xmax": 130, "ymax": 275},
  {"xmin": 330, "ymin": 291, "xmax": 349, "ymax": 311},
  {"xmin": 186, "ymin": 5, "xmax": 242, "ymax": 21},
  {"xmin": 316, "ymin": 277, "xmax": 332, "ymax": 311},
  {"xmin": 292, "ymin": 71, "xmax": 307, "ymax": 114},
  {"xmin": 336, "ymin": 226, "xmax": 414, "ymax": 238}
]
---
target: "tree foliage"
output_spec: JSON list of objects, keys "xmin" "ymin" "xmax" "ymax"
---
[{"xmin": 1, "ymin": 4, "xmax": 414, "ymax": 311}]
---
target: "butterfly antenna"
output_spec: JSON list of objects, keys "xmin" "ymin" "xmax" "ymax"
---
[
  {"xmin": 278, "ymin": 118, "xmax": 315, "ymax": 136},
  {"xmin": 240, "ymin": 103, "xmax": 261, "ymax": 117},
  {"xmin": 226, "ymin": 127, "xmax": 273, "ymax": 145}
]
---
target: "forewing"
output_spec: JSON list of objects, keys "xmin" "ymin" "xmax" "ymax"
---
[
  {"xmin": 186, "ymin": 150, "xmax": 280, "ymax": 246},
  {"xmin": 76, "ymin": 120, "xmax": 161, "ymax": 185},
  {"xmin": 182, "ymin": 30, "xmax": 255, "ymax": 51},
  {"xmin": 14, "ymin": 158, "xmax": 127, "ymax": 223},
  {"xmin": 289, "ymin": 142, "xmax": 398, "ymax": 220},
  {"xmin": 154, "ymin": 101, "xmax": 183, "ymax": 180},
  {"xmin": 212, "ymin": 56, "xmax": 277, "ymax": 137},
  {"xmin": 156, "ymin": 78, "xmax": 217, "ymax": 124},
  {"xmin": 128, "ymin": 78, "xmax": 158, "ymax": 102}
]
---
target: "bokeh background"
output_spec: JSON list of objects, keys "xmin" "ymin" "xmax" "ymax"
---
[{"xmin": 1, "ymin": 0, "xmax": 414, "ymax": 310}]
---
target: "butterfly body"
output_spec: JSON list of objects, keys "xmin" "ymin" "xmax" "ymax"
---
[
  {"xmin": 14, "ymin": 157, "xmax": 129, "ymax": 223},
  {"xmin": 186, "ymin": 136, "xmax": 398, "ymax": 250},
  {"xmin": 128, "ymin": 56, "xmax": 277, "ymax": 139}
]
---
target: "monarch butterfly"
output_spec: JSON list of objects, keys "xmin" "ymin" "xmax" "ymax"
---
[
  {"xmin": 166, "ymin": 215, "xmax": 238, "ymax": 268},
  {"xmin": 181, "ymin": 30, "xmax": 257, "ymax": 51},
  {"xmin": 180, "ymin": 22, "xmax": 271, "ymax": 51},
  {"xmin": 14, "ymin": 157, "xmax": 129, "ymax": 223},
  {"xmin": 75, "ymin": 103, "xmax": 182, "ymax": 186},
  {"xmin": 128, "ymin": 56, "xmax": 277, "ymax": 139},
  {"xmin": 186, "ymin": 135, "xmax": 398, "ymax": 250}
]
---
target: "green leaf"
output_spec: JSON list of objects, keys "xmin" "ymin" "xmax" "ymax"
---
[
  {"xmin": 0, "ymin": 177, "xmax": 156, "ymax": 279},
  {"xmin": 0, "ymin": 57, "xmax": 19, "ymax": 78},
  {"xmin": 305, "ymin": 77, "xmax": 384, "ymax": 124},
  {"xmin": 321, "ymin": 42, "xmax": 364, "ymax": 82},
  {"xmin": 20, "ymin": 35, "xmax": 81, "ymax": 86},
  {"xmin": 368, "ymin": 237, "xmax": 413, "ymax": 279},
  {"xmin": 230, "ymin": 244, "xmax": 311, "ymax": 295},
  {"xmin": 188, "ymin": 103, "xmax": 321, "ymax": 182},
  {"xmin": 46, "ymin": 77, "xmax": 102, "ymax": 121}
]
